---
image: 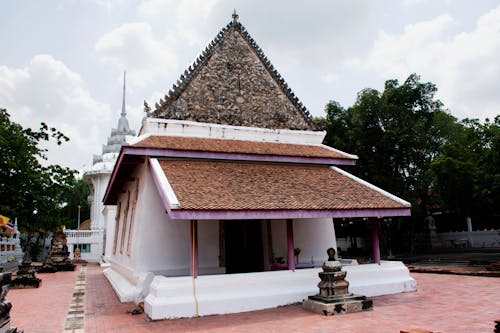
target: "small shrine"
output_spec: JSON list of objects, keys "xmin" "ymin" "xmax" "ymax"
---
[
  {"xmin": 40, "ymin": 230, "xmax": 75, "ymax": 273},
  {"xmin": 0, "ymin": 272, "xmax": 23, "ymax": 332},
  {"xmin": 303, "ymin": 248, "xmax": 373, "ymax": 315},
  {"xmin": 11, "ymin": 253, "xmax": 41, "ymax": 288}
]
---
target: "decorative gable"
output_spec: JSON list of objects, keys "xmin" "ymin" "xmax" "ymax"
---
[{"xmin": 149, "ymin": 13, "xmax": 316, "ymax": 130}]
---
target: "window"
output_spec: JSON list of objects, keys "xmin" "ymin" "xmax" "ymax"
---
[{"xmin": 74, "ymin": 244, "xmax": 91, "ymax": 253}]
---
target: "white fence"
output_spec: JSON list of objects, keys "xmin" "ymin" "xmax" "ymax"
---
[
  {"xmin": 432, "ymin": 229, "xmax": 500, "ymax": 248},
  {"xmin": 64, "ymin": 229, "xmax": 105, "ymax": 263},
  {"xmin": 0, "ymin": 234, "xmax": 24, "ymax": 268}
]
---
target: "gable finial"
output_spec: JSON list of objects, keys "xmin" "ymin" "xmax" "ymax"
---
[{"xmin": 232, "ymin": 9, "xmax": 239, "ymax": 22}]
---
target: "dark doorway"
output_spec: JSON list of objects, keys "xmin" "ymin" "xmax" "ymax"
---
[{"xmin": 224, "ymin": 220, "xmax": 264, "ymax": 274}]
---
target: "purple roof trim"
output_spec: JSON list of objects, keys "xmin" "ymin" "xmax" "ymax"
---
[
  {"xmin": 123, "ymin": 147, "xmax": 356, "ymax": 166},
  {"xmin": 102, "ymin": 150, "xmax": 125, "ymax": 203},
  {"xmin": 149, "ymin": 160, "xmax": 177, "ymax": 213},
  {"xmin": 165, "ymin": 208, "xmax": 411, "ymax": 221}
]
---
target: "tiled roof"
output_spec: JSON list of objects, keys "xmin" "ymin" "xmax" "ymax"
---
[
  {"xmin": 159, "ymin": 159, "xmax": 407, "ymax": 211},
  {"xmin": 133, "ymin": 136, "xmax": 355, "ymax": 160}
]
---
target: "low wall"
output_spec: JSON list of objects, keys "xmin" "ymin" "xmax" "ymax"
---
[
  {"xmin": 144, "ymin": 261, "xmax": 416, "ymax": 320},
  {"xmin": 65, "ymin": 229, "xmax": 104, "ymax": 263},
  {"xmin": 433, "ymin": 230, "xmax": 500, "ymax": 248}
]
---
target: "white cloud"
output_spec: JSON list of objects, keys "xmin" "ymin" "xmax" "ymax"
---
[
  {"xmin": 321, "ymin": 73, "xmax": 340, "ymax": 84},
  {"xmin": 347, "ymin": 6, "xmax": 500, "ymax": 120},
  {"xmin": 0, "ymin": 55, "xmax": 112, "ymax": 169},
  {"xmin": 357, "ymin": 14, "xmax": 453, "ymax": 79},
  {"xmin": 137, "ymin": 0, "xmax": 219, "ymax": 45},
  {"xmin": 93, "ymin": 0, "xmax": 127, "ymax": 11},
  {"xmin": 95, "ymin": 22, "xmax": 178, "ymax": 89},
  {"xmin": 174, "ymin": 0, "xmax": 219, "ymax": 45},
  {"xmin": 137, "ymin": 0, "xmax": 174, "ymax": 21}
]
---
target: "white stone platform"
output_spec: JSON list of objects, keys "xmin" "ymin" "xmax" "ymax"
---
[{"xmin": 139, "ymin": 261, "xmax": 416, "ymax": 320}]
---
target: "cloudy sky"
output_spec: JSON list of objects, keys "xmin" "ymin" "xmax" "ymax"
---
[{"xmin": 1, "ymin": 0, "xmax": 500, "ymax": 170}]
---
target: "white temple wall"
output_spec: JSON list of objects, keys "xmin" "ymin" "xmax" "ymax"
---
[
  {"xmin": 131, "ymin": 164, "xmax": 191, "ymax": 275},
  {"xmin": 293, "ymin": 218, "xmax": 337, "ymax": 265},
  {"xmin": 103, "ymin": 205, "xmax": 117, "ymax": 261},
  {"xmin": 138, "ymin": 118, "xmax": 326, "ymax": 145},
  {"xmin": 269, "ymin": 219, "xmax": 336, "ymax": 266},
  {"xmin": 198, "ymin": 221, "xmax": 224, "ymax": 274}
]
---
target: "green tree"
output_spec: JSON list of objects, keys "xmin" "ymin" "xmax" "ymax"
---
[
  {"xmin": 429, "ymin": 116, "xmax": 500, "ymax": 229},
  {"xmin": 0, "ymin": 108, "xmax": 76, "ymax": 243},
  {"xmin": 323, "ymin": 74, "xmax": 457, "ymax": 205},
  {"xmin": 58, "ymin": 178, "xmax": 91, "ymax": 229},
  {"xmin": 320, "ymin": 74, "xmax": 465, "ymax": 254}
]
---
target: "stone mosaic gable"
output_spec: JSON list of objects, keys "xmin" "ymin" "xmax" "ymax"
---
[{"xmin": 149, "ymin": 16, "xmax": 316, "ymax": 130}]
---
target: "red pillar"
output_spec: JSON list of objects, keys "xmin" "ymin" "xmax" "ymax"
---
[
  {"xmin": 287, "ymin": 219, "xmax": 295, "ymax": 271},
  {"xmin": 371, "ymin": 218, "xmax": 381, "ymax": 265},
  {"xmin": 191, "ymin": 220, "xmax": 198, "ymax": 278}
]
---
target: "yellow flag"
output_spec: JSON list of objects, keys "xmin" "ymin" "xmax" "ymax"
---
[{"xmin": 0, "ymin": 215, "xmax": 10, "ymax": 226}]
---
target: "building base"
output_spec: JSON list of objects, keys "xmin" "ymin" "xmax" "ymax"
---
[{"xmin": 303, "ymin": 295, "xmax": 373, "ymax": 315}]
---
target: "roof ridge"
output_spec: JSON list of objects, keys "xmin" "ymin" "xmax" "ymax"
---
[{"xmin": 147, "ymin": 16, "xmax": 315, "ymax": 129}]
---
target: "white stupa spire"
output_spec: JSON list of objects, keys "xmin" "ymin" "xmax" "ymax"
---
[{"xmin": 121, "ymin": 71, "xmax": 126, "ymax": 117}]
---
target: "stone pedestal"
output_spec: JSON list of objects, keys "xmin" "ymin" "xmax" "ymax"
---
[
  {"xmin": 40, "ymin": 231, "xmax": 75, "ymax": 273},
  {"xmin": 303, "ymin": 260, "xmax": 372, "ymax": 315},
  {"xmin": 0, "ymin": 273, "xmax": 23, "ymax": 333},
  {"xmin": 11, "ymin": 254, "xmax": 41, "ymax": 289}
]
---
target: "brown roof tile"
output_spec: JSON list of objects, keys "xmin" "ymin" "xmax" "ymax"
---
[
  {"xmin": 133, "ymin": 136, "xmax": 354, "ymax": 160},
  {"xmin": 159, "ymin": 159, "xmax": 407, "ymax": 211}
]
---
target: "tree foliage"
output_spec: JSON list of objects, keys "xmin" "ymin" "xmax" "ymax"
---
[
  {"xmin": 0, "ymin": 108, "xmax": 79, "ymax": 234},
  {"xmin": 429, "ymin": 116, "xmax": 500, "ymax": 224},
  {"xmin": 323, "ymin": 74, "xmax": 458, "ymax": 207},
  {"xmin": 319, "ymin": 74, "xmax": 499, "ymax": 253}
]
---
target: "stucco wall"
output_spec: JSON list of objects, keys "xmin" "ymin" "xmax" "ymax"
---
[
  {"xmin": 131, "ymin": 163, "xmax": 191, "ymax": 274},
  {"xmin": 270, "ymin": 219, "xmax": 337, "ymax": 266}
]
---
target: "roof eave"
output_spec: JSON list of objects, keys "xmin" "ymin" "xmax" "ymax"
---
[
  {"xmin": 124, "ymin": 146, "xmax": 356, "ymax": 165},
  {"xmin": 165, "ymin": 208, "xmax": 411, "ymax": 221}
]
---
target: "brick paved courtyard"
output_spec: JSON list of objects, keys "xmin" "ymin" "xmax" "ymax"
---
[{"xmin": 7, "ymin": 263, "xmax": 500, "ymax": 332}]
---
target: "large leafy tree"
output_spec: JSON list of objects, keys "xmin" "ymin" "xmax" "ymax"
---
[
  {"xmin": 320, "ymin": 74, "xmax": 474, "ymax": 254},
  {"xmin": 321, "ymin": 74, "xmax": 500, "ymax": 253},
  {"xmin": 429, "ymin": 116, "xmax": 500, "ymax": 229},
  {"xmin": 0, "ymin": 108, "xmax": 77, "ymax": 236},
  {"xmin": 323, "ymin": 74, "xmax": 458, "ymax": 210}
]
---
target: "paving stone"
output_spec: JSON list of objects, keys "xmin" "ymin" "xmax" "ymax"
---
[{"xmin": 6, "ymin": 263, "xmax": 500, "ymax": 333}]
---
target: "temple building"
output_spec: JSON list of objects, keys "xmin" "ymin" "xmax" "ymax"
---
[
  {"xmin": 102, "ymin": 13, "xmax": 416, "ymax": 319},
  {"xmin": 66, "ymin": 73, "xmax": 136, "ymax": 263}
]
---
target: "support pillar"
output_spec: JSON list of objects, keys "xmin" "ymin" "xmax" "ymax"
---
[
  {"xmin": 371, "ymin": 218, "xmax": 381, "ymax": 265},
  {"xmin": 287, "ymin": 219, "xmax": 295, "ymax": 271},
  {"xmin": 191, "ymin": 220, "xmax": 198, "ymax": 278}
]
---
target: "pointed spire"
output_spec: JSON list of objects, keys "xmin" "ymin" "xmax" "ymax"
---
[
  {"xmin": 232, "ymin": 9, "xmax": 239, "ymax": 23},
  {"xmin": 121, "ymin": 71, "xmax": 127, "ymax": 117},
  {"xmin": 116, "ymin": 70, "xmax": 134, "ymax": 135}
]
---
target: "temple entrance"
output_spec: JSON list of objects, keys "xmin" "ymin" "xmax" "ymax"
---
[{"xmin": 224, "ymin": 220, "xmax": 264, "ymax": 274}]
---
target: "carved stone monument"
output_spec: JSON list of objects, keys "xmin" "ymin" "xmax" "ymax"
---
[
  {"xmin": 40, "ymin": 231, "xmax": 75, "ymax": 273},
  {"xmin": 0, "ymin": 273, "xmax": 23, "ymax": 333},
  {"xmin": 11, "ymin": 253, "xmax": 41, "ymax": 288},
  {"xmin": 303, "ymin": 248, "xmax": 373, "ymax": 315}
]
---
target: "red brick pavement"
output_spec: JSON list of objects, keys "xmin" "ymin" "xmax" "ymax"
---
[
  {"xmin": 6, "ymin": 263, "xmax": 500, "ymax": 332},
  {"xmin": 8, "ymin": 268, "xmax": 78, "ymax": 333}
]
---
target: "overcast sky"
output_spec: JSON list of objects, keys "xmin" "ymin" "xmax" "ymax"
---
[{"xmin": 1, "ymin": 0, "xmax": 500, "ymax": 170}]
